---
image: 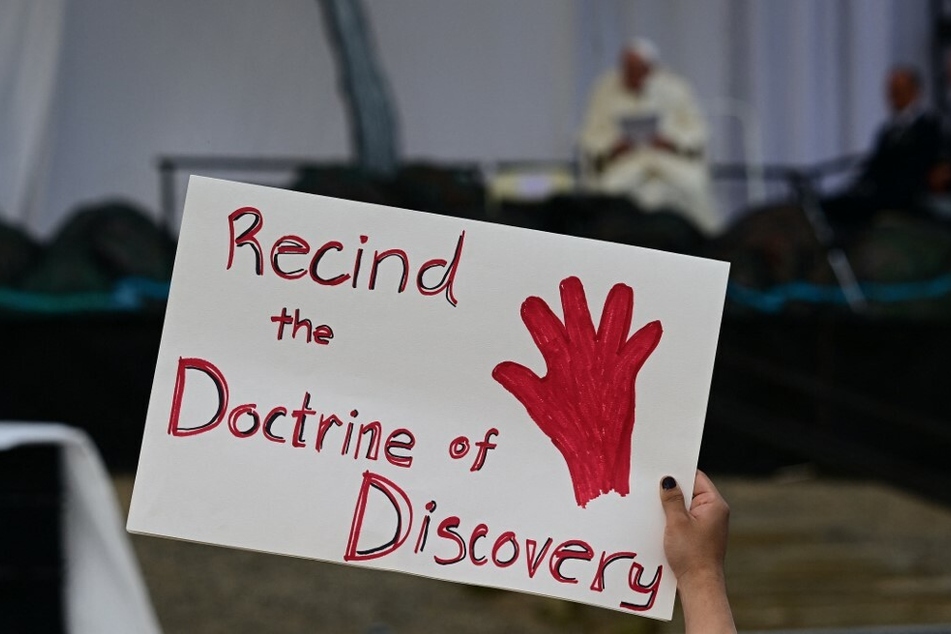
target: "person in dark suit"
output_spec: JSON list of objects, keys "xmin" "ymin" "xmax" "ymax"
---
[{"xmin": 823, "ymin": 66, "xmax": 942, "ymax": 236}]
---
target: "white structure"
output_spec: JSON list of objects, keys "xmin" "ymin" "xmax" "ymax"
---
[{"xmin": 0, "ymin": 0, "xmax": 932, "ymax": 237}]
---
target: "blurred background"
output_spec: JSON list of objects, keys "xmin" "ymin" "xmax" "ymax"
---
[{"xmin": 2, "ymin": 0, "xmax": 951, "ymax": 632}]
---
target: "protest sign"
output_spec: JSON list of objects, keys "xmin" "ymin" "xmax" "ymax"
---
[{"xmin": 127, "ymin": 176, "xmax": 729, "ymax": 620}]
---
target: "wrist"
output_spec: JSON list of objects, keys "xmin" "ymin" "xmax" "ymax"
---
[
  {"xmin": 676, "ymin": 565, "xmax": 726, "ymax": 595},
  {"xmin": 677, "ymin": 567, "xmax": 735, "ymax": 634}
]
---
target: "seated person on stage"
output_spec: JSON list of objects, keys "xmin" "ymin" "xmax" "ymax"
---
[
  {"xmin": 578, "ymin": 38, "xmax": 722, "ymax": 235},
  {"xmin": 923, "ymin": 52, "xmax": 951, "ymax": 213},
  {"xmin": 823, "ymin": 66, "xmax": 942, "ymax": 234}
]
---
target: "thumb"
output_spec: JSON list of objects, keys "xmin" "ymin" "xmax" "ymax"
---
[{"xmin": 660, "ymin": 475, "xmax": 689, "ymax": 522}]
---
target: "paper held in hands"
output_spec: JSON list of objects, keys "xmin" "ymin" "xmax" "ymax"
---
[
  {"xmin": 618, "ymin": 113, "xmax": 660, "ymax": 146},
  {"xmin": 127, "ymin": 176, "xmax": 729, "ymax": 621}
]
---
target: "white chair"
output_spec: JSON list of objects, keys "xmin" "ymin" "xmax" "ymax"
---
[
  {"xmin": 0, "ymin": 422, "xmax": 161, "ymax": 634},
  {"xmin": 703, "ymin": 96, "xmax": 768, "ymax": 214}
]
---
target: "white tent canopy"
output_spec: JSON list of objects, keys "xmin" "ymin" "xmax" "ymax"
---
[{"xmin": 0, "ymin": 0, "xmax": 932, "ymax": 238}]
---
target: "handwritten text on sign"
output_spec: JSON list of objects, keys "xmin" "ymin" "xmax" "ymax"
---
[{"xmin": 128, "ymin": 176, "xmax": 729, "ymax": 621}]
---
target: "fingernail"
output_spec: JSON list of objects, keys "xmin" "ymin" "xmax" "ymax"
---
[{"xmin": 662, "ymin": 476, "xmax": 677, "ymax": 490}]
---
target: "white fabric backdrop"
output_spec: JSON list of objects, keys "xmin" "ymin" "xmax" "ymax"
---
[
  {"xmin": 0, "ymin": 0, "xmax": 66, "ymax": 233},
  {"xmin": 0, "ymin": 0, "xmax": 935, "ymax": 237},
  {"xmin": 577, "ymin": 0, "xmax": 932, "ymax": 166}
]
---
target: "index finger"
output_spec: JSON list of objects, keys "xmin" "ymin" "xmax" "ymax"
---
[
  {"xmin": 691, "ymin": 470, "xmax": 724, "ymax": 503},
  {"xmin": 520, "ymin": 295, "xmax": 569, "ymax": 364}
]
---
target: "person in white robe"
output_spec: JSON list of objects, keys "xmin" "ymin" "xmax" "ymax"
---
[{"xmin": 579, "ymin": 38, "xmax": 722, "ymax": 235}]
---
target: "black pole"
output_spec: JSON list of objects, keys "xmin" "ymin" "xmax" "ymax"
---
[{"xmin": 317, "ymin": 0, "xmax": 400, "ymax": 176}]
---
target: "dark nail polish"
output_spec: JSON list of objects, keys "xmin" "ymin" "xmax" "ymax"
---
[{"xmin": 662, "ymin": 476, "xmax": 676, "ymax": 490}]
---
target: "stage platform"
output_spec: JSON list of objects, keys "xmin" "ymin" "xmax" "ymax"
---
[{"xmin": 2, "ymin": 311, "xmax": 948, "ymax": 508}]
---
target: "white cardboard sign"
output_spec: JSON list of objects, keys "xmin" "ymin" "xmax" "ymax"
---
[{"xmin": 128, "ymin": 176, "xmax": 729, "ymax": 621}]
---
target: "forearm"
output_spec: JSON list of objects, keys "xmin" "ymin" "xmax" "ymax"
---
[{"xmin": 679, "ymin": 570, "xmax": 736, "ymax": 634}]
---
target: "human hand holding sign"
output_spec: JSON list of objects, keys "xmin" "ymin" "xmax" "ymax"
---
[
  {"xmin": 493, "ymin": 276, "xmax": 662, "ymax": 508},
  {"xmin": 660, "ymin": 472, "xmax": 735, "ymax": 633}
]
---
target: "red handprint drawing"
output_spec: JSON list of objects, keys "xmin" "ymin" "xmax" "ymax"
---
[{"xmin": 492, "ymin": 276, "xmax": 662, "ymax": 508}]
